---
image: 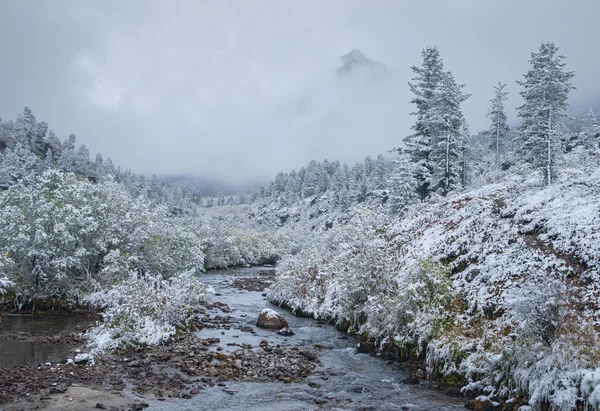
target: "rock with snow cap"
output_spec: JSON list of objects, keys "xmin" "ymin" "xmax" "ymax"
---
[{"xmin": 256, "ymin": 308, "xmax": 288, "ymax": 329}]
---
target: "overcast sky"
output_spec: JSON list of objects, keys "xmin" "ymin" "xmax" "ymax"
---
[{"xmin": 1, "ymin": 0, "xmax": 599, "ymax": 182}]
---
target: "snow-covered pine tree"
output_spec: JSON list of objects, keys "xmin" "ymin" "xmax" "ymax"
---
[
  {"xmin": 388, "ymin": 151, "xmax": 417, "ymax": 216},
  {"xmin": 46, "ymin": 130, "xmax": 61, "ymax": 150},
  {"xmin": 486, "ymin": 82, "xmax": 510, "ymax": 171},
  {"xmin": 516, "ymin": 42, "xmax": 575, "ymax": 185},
  {"xmin": 578, "ymin": 108, "xmax": 600, "ymax": 153},
  {"xmin": 364, "ymin": 155, "xmax": 374, "ymax": 181},
  {"xmin": 350, "ymin": 162, "xmax": 368, "ymax": 203},
  {"xmin": 404, "ymin": 46, "xmax": 445, "ymax": 201},
  {"xmin": 317, "ymin": 163, "xmax": 329, "ymax": 194},
  {"xmin": 301, "ymin": 167, "xmax": 319, "ymax": 198},
  {"xmin": 13, "ymin": 107, "xmax": 37, "ymax": 148},
  {"xmin": 75, "ymin": 144, "xmax": 91, "ymax": 176},
  {"xmin": 428, "ymin": 70, "xmax": 470, "ymax": 196},
  {"xmin": 373, "ymin": 154, "xmax": 388, "ymax": 190},
  {"xmin": 0, "ymin": 143, "xmax": 38, "ymax": 189},
  {"xmin": 273, "ymin": 172, "xmax": 287, "ymax": 197},
  {"xmin": 283, "ymin": 170, "xmax": 300, "ymax": 206},
  {"xmin": 41, "ymin": 148, "xmax": 56, "ymax": 171},
  {"xmin": 459, "ymin": 123, "xmax": 471, "ymax": 188},
  {"xmin": 59, "ymin": 134, "xmax": 77, "ymax": 173}
]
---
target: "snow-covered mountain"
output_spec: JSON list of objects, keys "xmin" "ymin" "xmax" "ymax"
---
[{"xmin": 336, "ymin": 49, "xmax": 389, "ymax": 81}]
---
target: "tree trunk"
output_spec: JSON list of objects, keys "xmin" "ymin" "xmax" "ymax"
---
[{"xmin": 547, "ymin": 109, "xmax": 552, "ymax": 185}]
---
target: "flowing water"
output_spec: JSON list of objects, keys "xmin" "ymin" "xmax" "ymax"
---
[{"xmin": 139, "ymin": 267, "xmax": 465, "ymax": 411}]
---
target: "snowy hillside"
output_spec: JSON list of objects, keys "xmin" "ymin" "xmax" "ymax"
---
[{"xmin": 267, "ymin": 162, "xmax": 600, "ymax": 410}]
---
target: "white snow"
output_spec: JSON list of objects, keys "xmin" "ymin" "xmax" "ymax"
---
[{"xmin": 260, "ymin": 308, "xmax": 280, "ymax": 319}]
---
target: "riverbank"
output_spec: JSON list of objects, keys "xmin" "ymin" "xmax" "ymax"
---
[{"xmin": 1, "ymin": 267, "xmax": 464, "ymax": 410}]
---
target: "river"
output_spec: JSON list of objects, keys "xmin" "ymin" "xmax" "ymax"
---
[{"xmin": 137, "ymin": 267, "xmax": 464, "ymax": 411}]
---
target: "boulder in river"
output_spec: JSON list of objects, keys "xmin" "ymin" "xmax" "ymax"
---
[
  {"xmin": 256, "ymin": 308, "xmax": 288, "ymax": 329},
  {"xmin": 277, "ymin": 327, "xmax": 295, "ymax": 336}
]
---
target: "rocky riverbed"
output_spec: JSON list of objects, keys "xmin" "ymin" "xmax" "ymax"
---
[
  {"xmin": 231, "ymin": 268, "xmax": 275, "ymax": 291},
  {"xmin": 1, "ymin": 267, "xmax": 466, "ymax": 411},
  {"xmin": 0, "ymin": 301, "xmax": 320, "ymax": 410}
]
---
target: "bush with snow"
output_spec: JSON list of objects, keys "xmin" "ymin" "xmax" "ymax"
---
[
  {"xmin": 195, "ymin": 212, "xmax": 301, "ymax": 269},
  {"xmin": 582, "ymin": 368, "xmax": 600, "ymax": 410},
  {"xmin": 0, "ymin": 276, "xmax": 12, "ymax": 295},
  {"xmin": 86, "ymin": 271, "xmax": 211, "ymax": 354},
  {"xmin": 0, "ymin": 170, "xmax": 205, "ymax": 306},
  {"xmin": 0, "ymin": 254, "xmax": 14, "ymax": 295}
]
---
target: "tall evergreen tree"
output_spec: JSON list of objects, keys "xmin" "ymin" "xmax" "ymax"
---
[
  {"xmin": 388, "ymin": 151, "xmax": 417, "ymax": 216},
  {"xmin": 404, "ymin": 46, "xmax": 445, "ymax": 201},
  {"xmin": 516, "ymin": 42, "xmax": 575, "ymax": 185},
  {"xmin": 486, "ymin": 82, "xmax": 510, "ymax": 171},
  {"xmin": 459, "ymin": 123, "xmax": 471, "ymax": 188},
  {"xmin": 373, "ymin": 154, "xmax": 388, "ymax": 190},
  {"xmin": 428, "ymin": 71, "xmax": 470, "ymax": 196},
  {"xmin": 13, "ymin": 107, "xmax": 37, "ymax": 147}
]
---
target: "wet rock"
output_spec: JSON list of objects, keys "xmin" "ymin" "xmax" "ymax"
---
[
  {"xmin": 256, "ymin": 308, "xmax": 288, "ymax": 330},
  {"xmin": 277, "ymin": 327, "xmax": 295, "ymax": 336},
  {"xmin": 299, "ymin": 349, "xmax": 318, "ymax": 361},
  {"xmin": 445, "ymin": 388, "xmax": 463, "ymax": 397},
  {"xmin": 259, "ymin": 340, "xmax": 271, "ymax": 352},
  {"xmin": 466, "ymin": 397, "xmax": 501, "ymax": 411},
  {"xmin": 96, "ymin": 403, "xmax": 108, "ymax": 409},
  {"xmin": 357, "ymin": 340, "xmax": 376, "ymax": 353},
  {"xmin": 240, "ymin": 326, "xmax": 254, "ymax": 333},
  {"xmin": 213, "ymin": 302, "xmax": 232, "ymax": 313},
  {"xmin": 350, "ymin": 385, "xmax": 373, "ymax": 394},
  {"xmin": 404, "ymin": 369, "xmax": 426, "ymax": 384}
]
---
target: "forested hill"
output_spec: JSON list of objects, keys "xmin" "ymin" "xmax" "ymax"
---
[{"xmin": 0, "ymin": 108, "xmax": 204, "ymax": 209}]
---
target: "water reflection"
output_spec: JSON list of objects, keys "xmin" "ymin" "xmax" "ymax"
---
[{"xmin": 0, "ymin": 315, "xmax": 93, "ymax": 368}]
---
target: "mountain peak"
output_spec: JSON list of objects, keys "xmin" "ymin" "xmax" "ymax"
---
[{"xmin": 336, "ymin": 49, "xmax": 388, "ymax": 78}]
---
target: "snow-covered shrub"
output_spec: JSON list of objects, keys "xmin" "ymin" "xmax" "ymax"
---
[
  {"xmin": 506, "ymin": 279, "xmax": 566, "ymax": 347},
  {"xmin": 582, "ymin": 368, "xmax": 600, "ymax": 410},
  {"xmin": 0, "ymin": 254, "xmax": 14, "ymax": 295},
  {"xmin": 0, "ymin": 277, "xmax": 12, "ymax": 295},
  {"xmin": 386, "ymin": 259, "xmax": 455, "ymax": 353},
  {"xmin": 269, "ymin": 209, "xmax": 455, "ymax": 355},
  {"xmin": 196, "ymin": 213, "xmax": 300, "ymax": 269},
  {"xmin": 267, "ymin": 208, "xmax": 393, "ymax": 322},
  {"xmin": 0, "ymin": 170, "xmax": 205, "ymax": 305},
  {"xmin": 86, "ymin": 271, "xmax": 210, "ymax": 354},
  {"xmin": 137, "ymin": 217, "xmax": 205, "ymax": 277}
]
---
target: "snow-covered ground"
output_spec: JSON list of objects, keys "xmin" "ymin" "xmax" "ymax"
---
[{"xmin": 267, "ymin": 164, "xmax": 600, "ymax": 410}]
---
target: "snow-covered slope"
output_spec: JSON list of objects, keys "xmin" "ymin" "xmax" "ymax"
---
[{"xmin": 267, "ymin": 165, "xmax": 600, "ymax": 410}]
